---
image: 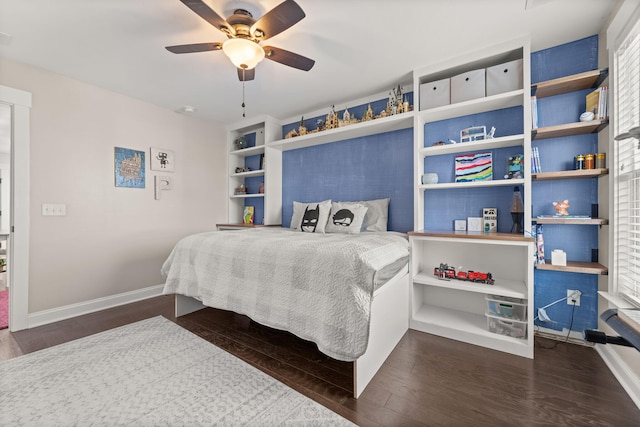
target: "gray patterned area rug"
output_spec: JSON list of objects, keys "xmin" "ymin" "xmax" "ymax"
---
[{"xmin": 0, "ymin": 316, "xmax": 355, "ymax": 426}]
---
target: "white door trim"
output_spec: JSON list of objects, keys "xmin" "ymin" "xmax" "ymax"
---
[{"xmin": 0, "ymin": 85, "xmax": 31, "ymax": 331}]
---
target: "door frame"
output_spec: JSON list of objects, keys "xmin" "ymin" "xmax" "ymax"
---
[{"xmin": 0, "ymin": 85, "xmax": 31, "ymax": 331}]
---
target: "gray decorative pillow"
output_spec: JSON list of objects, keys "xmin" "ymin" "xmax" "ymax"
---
[
  {"xmin": 336, "ymin": 198, "xmax": 389, "ymax": 231},
  {"xmin": 325, "ymin": 202, "xmax": 368, "ymax": 234},
  {"xmin": 291, "ymin": 200, "xmax": 332, "ymax": 233}
]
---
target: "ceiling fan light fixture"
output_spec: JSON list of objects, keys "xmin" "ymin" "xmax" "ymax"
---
[{"xmin": 222, "ymin": 38, "xmax": 265, "ymax": 69}]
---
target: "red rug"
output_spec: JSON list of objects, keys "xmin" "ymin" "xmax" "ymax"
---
[{"xmin": 0, "ymin": 289, "xmax": 7, "ymax": 329}]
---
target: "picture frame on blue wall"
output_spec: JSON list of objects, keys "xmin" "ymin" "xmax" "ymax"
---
[{"xmin": 114, "ymin": 147, "xmax": 145, "ymax": 188}]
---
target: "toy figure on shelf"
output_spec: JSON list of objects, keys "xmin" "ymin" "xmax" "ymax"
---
[
  {"xmin": 298, "ymin": 116, "xmax": 308, "ymax": 136},
  {"xmin": 325, "ymin": 105, "xmax": 339, "ymax": 130},
  {"xmin": 362, "ymin": 104, "xmax": 375, "ymax": 121},
  {"xmin": 553, "ymin": 200, "xmax": 570, "ymax": 216}
]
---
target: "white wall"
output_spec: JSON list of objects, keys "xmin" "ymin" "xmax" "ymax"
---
[{"xmin": 0, "ymin": 58, "xmax": 227, "ymax": 313}]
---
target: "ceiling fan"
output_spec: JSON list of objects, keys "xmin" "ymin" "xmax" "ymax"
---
[{"xmin": 166, "ymin": 0, "xmax": 315, "ymax": 81}]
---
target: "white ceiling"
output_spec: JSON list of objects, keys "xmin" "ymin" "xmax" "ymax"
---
[{"xmin": 0, "ymin": 0, "xmax": 620, "ymax": 130}]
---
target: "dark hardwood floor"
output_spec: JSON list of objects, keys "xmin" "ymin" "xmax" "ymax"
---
[{"xmin": 1, "ymin": 295, "xmax": 638, "ymax": 426}]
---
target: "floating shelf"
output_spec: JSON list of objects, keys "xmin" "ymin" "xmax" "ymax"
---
[
  {"xmin": 535, "ymin": 261, "xmax": 608, "ymax": 275},
  {"xmin": 533, "ymin": 168, "xmax": 608, "ymax": 181},
  {"xmin": 531, "ymin": 68, "xmax": 608, "ymax": 99},
  {"xmin": 533, "ymin": 217, "xmax": 608, "ymax": 225},
  {"xmin": 532, "ymin": 119, "xmax": 609, "ymax": 140}
]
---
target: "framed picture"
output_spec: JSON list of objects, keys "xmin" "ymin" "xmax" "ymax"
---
[
  {"xmin": 455, "ymin": 152, "xmax": 492, "ymax": 182},
  {"xmin": 114, "ymin": 147, "xmax": 145, "ymax": 188},
  {"xmin": 150, "ymin": 147, "xmax": 175, "ymax": 172}
]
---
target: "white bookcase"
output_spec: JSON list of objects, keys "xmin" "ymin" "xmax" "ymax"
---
[{"xmin": 410, "ymin": 38, "xmax": 535, "ymax": 357}]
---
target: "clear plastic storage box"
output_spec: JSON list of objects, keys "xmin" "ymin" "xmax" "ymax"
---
[
  {"xmin": 486, "ymin": 314, "xmax": 527, "ymax": 339},
  {"xmin": 485, "ymin": 295, "xmax": 527, "ymax": 321}
]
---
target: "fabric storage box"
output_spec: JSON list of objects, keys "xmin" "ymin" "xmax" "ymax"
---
[
  {"xmin": 486, "ymin": 295, "xmax": 527, "ymax": 321},
  {"xmin": 486, "ymin": 59, "xmax": 523, "ymax": 96},
  {"xmin": 450, "ymin": 69, "xmax": 485, "ymax": 104},
  {"xmin": 486, "ymin": 314, "xmax": 527, "ymax": 339},
  {"xmin": 419, "ymin": 78, "xmax": 450, "ymax": 110}
]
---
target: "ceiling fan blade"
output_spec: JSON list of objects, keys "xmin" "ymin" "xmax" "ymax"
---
[
  {"xmin": 165, "ymin": 42, "xmax": 223, "ymax": 54},
  {"xmin": 237, "ymin": 68, "xmax": 255, "ymax": 81},
  {"xmin": 250, "ymin": 0, "xmax": 305, "ymax": 41},
  {"xmin": 179, "ymin": 0, "xmax": 235, "ymax": 36},
  {"xmin": 263, "ymin": 46, "xmax": 315, "ymax": 71}
]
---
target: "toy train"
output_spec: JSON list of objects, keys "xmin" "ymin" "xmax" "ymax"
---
[{"xmin": 433, "ymin": 263, "xmax": 495, "ymax": 285}]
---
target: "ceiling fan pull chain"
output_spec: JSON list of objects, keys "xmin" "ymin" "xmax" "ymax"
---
[{"xmin": 242, "ymin": 68, "xmax": 246, "ymax": 117}]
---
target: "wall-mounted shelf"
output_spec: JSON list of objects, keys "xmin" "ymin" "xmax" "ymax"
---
[
  {"xmin": 532, "ymin": 119, "xmax": 609, "ymax": 140},
  {"xmin": 535, "ymin": 261, "xmax": 608, "ymax": 275},
  {"xmin": 532, "ymin": 168, "xmax": 608, "ymax": 181},
  {"xmin": 531, "ymin": 68, "xmax": 608, "ymax": 99},
  {"xmin": 269, "ymin": 112, "xmax": 414, "ymax": 151},
  {"xmin": 533, "ymin": 217, "xmax": 608, "ymax": 225}
]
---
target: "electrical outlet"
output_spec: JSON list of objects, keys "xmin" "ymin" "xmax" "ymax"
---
[{"xmin": 567, "ymin": 289, "xmax": 581, "ymax": 306}]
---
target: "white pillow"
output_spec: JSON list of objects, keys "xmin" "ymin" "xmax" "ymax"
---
[
  {"xmin": 337, "ymin": 198, "xmax": 389, "ymax": 231},
  {"xmin": 290, "ymin": 200, "xmax": 332, "ymax": 233},
  {"xmin": 361, "ymin": 198, "xmax": 390, "ymax": 231},
  {"xmin": 325, "ymin": 203, "xmax": 368, "ymax": 234}
]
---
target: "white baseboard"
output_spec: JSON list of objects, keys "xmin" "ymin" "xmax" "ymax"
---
[
  {"xmin": 27, "ymin": 284, "xmax": 165, "ymax": 328},
  {"xmin": 595, "ymin": 344, "xmax": 640, "ymax": 410}
]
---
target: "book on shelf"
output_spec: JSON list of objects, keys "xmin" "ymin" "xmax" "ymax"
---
[
  {"xmin": 586, "ymin": 86, "xmax": 609, "ymax": 119},
  {"xmin": 531, "ymin": 146, "xmax": 542, "ymax": 173},
  {"xmin": 531, "ymin": 96, "xmax": 538, "ymax": 129}
]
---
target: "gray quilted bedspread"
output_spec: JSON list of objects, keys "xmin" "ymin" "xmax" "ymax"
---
[{"xmin": 161, "ymin": 228, "xmax": 409, "ymax": 361}]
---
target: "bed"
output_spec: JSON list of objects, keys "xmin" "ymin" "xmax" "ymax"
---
[{"xmin": 162, "ymin": 202, "xmax": 410, "ymax": 397}]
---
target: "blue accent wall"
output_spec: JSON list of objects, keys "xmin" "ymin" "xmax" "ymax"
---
[
  {"xmin": 531, "ymin": 34, "xmax": 600, "ymax": 333},
  {"xmin": 282, "ymin": 128, "xmax": 414, "ymax": 232}
]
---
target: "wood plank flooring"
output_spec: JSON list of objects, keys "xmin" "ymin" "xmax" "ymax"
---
[{"xmin": 1, "ymin": 295, "xmax": 638, "ymax": 426}]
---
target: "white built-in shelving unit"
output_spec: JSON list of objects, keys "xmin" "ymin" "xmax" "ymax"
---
[{"xmin": 410, "ymin": 38, "xmax": 535, "ymax": 358}]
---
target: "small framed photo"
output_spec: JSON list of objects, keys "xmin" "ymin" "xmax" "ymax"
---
[{"xmin": 150, "ymin": 147, "xmax": 175, "ymax": 172}]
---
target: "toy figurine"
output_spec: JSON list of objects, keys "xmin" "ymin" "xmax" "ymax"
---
[{"xmin": 553, "ymin": 200, "xmax": 570, "ymax": 216}]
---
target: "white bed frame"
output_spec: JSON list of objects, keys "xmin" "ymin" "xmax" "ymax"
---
[{"xmin": 175, "ymin": 266, "xmax": 410, "ymax": 398}]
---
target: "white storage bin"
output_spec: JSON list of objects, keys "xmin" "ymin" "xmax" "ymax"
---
[
  {"xmin": 486, "ymin": 295, "xmax": 527, "ymax": 321},
  {"xmin": 486, "ymin": 314, "xmax": 527, "ymax": 339},
  {"xmin": 450, "ymin": 69, "xmax": 485, "ymax": 104},
  {"xmin": 420, "ymin": 78, "xmax": 450, "ymax": 110},
  {"xmin": 486, "ymin": 59, "xmax": 523, "ymax": 96}
]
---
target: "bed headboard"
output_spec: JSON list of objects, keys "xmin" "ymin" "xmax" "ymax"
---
[{"xmin": 281, "ymin": 128, "xmax": 414, "ymax": 233}]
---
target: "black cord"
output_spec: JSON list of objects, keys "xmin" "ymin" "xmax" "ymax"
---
[
  {"xmin": 565, "ymin": 301, "xmax": 577, "ymax": 342},
  {"xmin": 535, "ymin": 300, "xmax": 578, "ymax": 350}
]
